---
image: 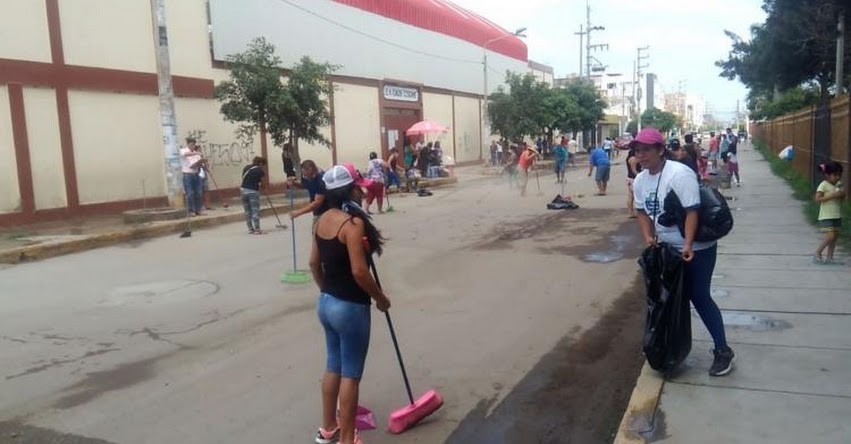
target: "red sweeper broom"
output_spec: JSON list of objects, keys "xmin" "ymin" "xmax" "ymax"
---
[{"xmin": 365, "ymin": 249, "xmax": 443, "ymax": 434}]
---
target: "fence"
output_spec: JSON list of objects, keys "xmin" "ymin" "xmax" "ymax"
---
[{"xmin": 752, "ymin": 94, "xmax": 851, "ymax": 198}]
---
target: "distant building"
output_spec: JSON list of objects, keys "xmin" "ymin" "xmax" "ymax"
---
[
  {"xmin": 0, "ymin": 0, "xmax": 529, "ymax": 223},
  {"xmin": 645, "ymin": 73, "xmax": 659, "ymax": 110},
  {"xmin": 528, "ymin": 60, "xmax": 554, "ymax": 86}
]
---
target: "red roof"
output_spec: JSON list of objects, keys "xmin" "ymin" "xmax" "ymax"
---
[{"xmin": 331, "ymin": 0, "xmax": 528, "ymax": 61}]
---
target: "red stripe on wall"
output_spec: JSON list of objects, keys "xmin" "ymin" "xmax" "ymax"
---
[
  {"xmin": 55, "ymin": 86, "xmax": 80, "ymax": 209},
  {"xmin": 0, "ymin": 59, "xmax": 215, "ymax": 99},
  {"xmin": 331, "ymin": 0, "xmax": 527, "ymax": 61},
  {"xmin": 45, "ymin": 0, "xmax": 65, "ymax": 64},
  {"xmin": 8, "ymin": 84, "xmax": 36, "ymax": 214}
]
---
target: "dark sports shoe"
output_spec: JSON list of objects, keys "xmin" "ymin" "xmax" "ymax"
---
[
  {"xmin": 315, "ymin": 426, "xmax": 340, "ymax": 444},
  {"xmin": 709, "ymin": 347, "xmax": 735, "ymax": 376}
]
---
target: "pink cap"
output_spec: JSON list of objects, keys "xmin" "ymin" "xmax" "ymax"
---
[
  {"xmin": 341, "ymin": 163, "xmax": 371, "ymax": 188},
  {"xmin": 323, "ymin": 163, "xmax": 372, "ymax": 190},
  {"xmin": 629, "ymin": 127, "xmax": 665, "ymax": 147}
]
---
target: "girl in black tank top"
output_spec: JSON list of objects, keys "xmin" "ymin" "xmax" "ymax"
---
[
  {"xmin": 309, "ymin": 165, "xmax": 390, "ymax": 444},
  {"xmin": 315, "ymin": 219, "xmax": 370, "ymax": 305}
]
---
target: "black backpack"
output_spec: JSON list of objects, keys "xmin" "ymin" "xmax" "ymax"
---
[{"xmin": 658, "ymin": 183, "xmax": 734, "ymax": 242}]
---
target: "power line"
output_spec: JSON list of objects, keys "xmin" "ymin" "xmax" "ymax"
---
[{"xmin": 277, "ymin": 0, "xmax": 482, "ymax": 65}]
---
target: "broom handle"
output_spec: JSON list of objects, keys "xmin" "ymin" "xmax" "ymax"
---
[
  {"xmin": 289, "ymin": 187, "xmax": 297, "ymax": 272},
  {"xmin": 367, "ymin": 255, "xmax": 415, "ymax": 405}
]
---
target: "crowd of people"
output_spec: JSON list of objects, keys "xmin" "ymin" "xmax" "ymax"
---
[{"xmin": 175, "ymin": 125, "xmax": 756, "ymax": 440}]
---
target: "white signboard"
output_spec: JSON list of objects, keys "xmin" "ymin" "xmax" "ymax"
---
[{"xmin": 383, "ymin": 85, "xmax": 419, "ymax": 102}]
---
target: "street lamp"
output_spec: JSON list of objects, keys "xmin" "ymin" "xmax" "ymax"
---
[{"xmin": 482, "ymin": 27, "xmax": 526, "ymax": 154}]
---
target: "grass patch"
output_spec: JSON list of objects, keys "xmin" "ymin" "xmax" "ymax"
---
[
  {"xmin": 754, "ymin": 141, "xmax": 851, "ymax": 253},
  {"xmin": 3, "ymin": 231, "xmax": 33, "ymax": 241}
]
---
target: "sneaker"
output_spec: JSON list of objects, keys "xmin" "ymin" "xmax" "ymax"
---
[
  {"xmin": 709, "ymin": 347, "xmax": 735, "ymax": 376},
  {"xmin": 315, "ymin": 426, "xmax": 340, "ymax": 444}
]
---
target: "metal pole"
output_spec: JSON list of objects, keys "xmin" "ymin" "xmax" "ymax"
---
[
  {"xmin": 482, "ymin": 50, "xmax": 488, "ymax": 152},
  {"xmin": 836, "ymin": 12, "xmax": 845, "ymax": 94},
  {"xmin": 576, "ymin": 25, "xmax": 584, "ymax": 77},
  {"xmin": 586, "ymin": 1, "xmax": 591, "ymax": 79},
  {"xmin": 150, "ymin": 0, "xmax": 182, "ymax": 208}
]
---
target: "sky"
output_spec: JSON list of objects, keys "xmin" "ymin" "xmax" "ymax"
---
[{"xmin": 450, "ymin": 0, "xmax": 767, "ymax": 121}]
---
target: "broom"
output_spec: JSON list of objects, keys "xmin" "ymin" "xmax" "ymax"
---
[
  {"xmin": 365, "ymin": 251, "xmax": 443, "ymax": 434},
  {"xmin": 179, "ymin": 208, "xmax": 192, "ymax": 238},
  {"xmin": 281, "ymin": 187, "xmax": 310, "ymax": 284},
  {"xmin": 203, "ymin": 167, "xmax": 229, "ymax": 208},
  {"xmin": 534, "ymin": 167, "xmax": 544, "ymax": 196},
  {"xmin": 384, "ymin": 187, "xmax": 395, "ymax": 213}
]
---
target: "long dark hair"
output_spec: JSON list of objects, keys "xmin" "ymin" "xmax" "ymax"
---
[{"xmin": 324, "ymin": 184, "xmax": 386, "ymax": 256}]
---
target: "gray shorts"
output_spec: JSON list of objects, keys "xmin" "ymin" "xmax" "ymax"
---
[
  {"xmin": 818, "ymin": 218, "xmax": 841, "ymax": 231},
  {"xmin": 595, "ymin": 165, "xmax": 611, "ymax": 182}
]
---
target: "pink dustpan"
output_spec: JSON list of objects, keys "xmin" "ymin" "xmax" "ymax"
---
[
  {"xmin": 387, "ymin": 389, "xmax": 444, "ymax": 434},
  {"xmin": 355, "ymin": 405, "xmax": 377, "ymax": 431}
]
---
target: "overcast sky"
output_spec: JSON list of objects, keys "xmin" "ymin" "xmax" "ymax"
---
[{"xmin": 451, "ymin": 0, "xmax": 767, "ymax": 121}]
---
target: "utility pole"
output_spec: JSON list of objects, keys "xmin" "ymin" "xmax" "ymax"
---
[
  {"xmin": 585, "ymin": 1, "xmax": 607, "ymax": 78},
  {"xmin": 150, "ymin": 0, "xmax": 182, "ymax": 208},
  {"xmin": 636, "ymin": 46, "xmax": 650, "ymax": 130},
  {"xmin": 836, "ymin": 12, "xmax": 846, "ymax": 94},
  {"xmin": 575, "ymin": 25, "xmax": 584, "ymax": 77},
  {"xmin": 736, "ymin": 99, "xmax": 740, "ymax": 131}
]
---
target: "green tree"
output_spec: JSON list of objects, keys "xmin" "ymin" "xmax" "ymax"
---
[
  {"xmin": 215, "ymin": 38, "xmax": 337, "ymax": 176},
  {"xmin": 749, "ymin": 85, "xmax": 820, "ymax": 120},
  {"xmin": 214, "ymin": 37, "xmax": 286, "ymax": 153},
  {"xmin": 542, "ymin": 87, "xmax": 581, "ymax": 139},
  {"xmin": 271, "ymin": 56, "xmax": 337, "ymax": 171},
  {"xmin": 640, "ymin": 108, "xmax": 678, "ymax": 133},
  {"xmin": 562, "ymin": 78, "xmax": 607, "ymax": 135},
  {"xmin": 717, "ymin": 0, "xmax": 849, "ymax": 104},
  {"xmin": 487, "ymin": 72, "xmax": 550, "ymax": 142}
]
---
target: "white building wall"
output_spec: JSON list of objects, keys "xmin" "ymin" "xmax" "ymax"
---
[
  {"xmin": 68, "ymin": 91, "xmax": 164, "ymax": 204},
  {"xmin": 333, "ymin": 83, "xmax": 380, "ymax": 168},
  {"xmin": 453, "ymin": 96, "xmax": 482, "ymax": 163},
  {"xmin": 422, "ymin": 92, "xmax": 456, "ymax": 158},
  {"xmin": 0, "ymin": 86, "xmax": 21, "ymax": 213},
  {"xmin": 209, "ymin": 0, "xmax": 527, "ymax": 96},
  {"xmin": 59, "ymin": 0, "xmax": 156, "ymax": 72},
  {"xmin": 0, "ymin": 1, "xmax": 51, "ymax": 62},
  {"xmin": 24, "ymin": 87, "xmax": 67, "ymax": 210}
]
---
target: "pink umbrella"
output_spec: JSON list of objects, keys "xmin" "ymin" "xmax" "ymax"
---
[{"xmin": 405, "ymin": 120, "xmax": 448, "ymax": 136}]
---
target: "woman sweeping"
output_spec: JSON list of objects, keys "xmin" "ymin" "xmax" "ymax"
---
[{"xmin": 311, "ymin": 163, "xmax": 391, "ymax": 444}]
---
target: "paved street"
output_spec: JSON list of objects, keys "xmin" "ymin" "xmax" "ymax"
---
[{"xmin": 0, "ymin": 163, "xmax": 645, "ymax": 444}]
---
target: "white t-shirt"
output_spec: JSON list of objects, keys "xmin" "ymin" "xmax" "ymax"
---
[
  {"xmin": 180, "ymin": 147, "xmax": 202, "ymax": 173},
  {"xmin": 633, "ymin": 160, "xmax": 715, "ymax": 250},
  {"xmin": 567, "ymin": 140, "xmax": 578, "ymax": 154}
]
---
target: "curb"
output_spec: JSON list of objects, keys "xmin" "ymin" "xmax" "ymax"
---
[
  {"xmin": 613, "ymin": 362, "xmax": 665, "ymax": 444},
  {"xmin": 0, "ymin": 177, "xmax": 458, "ymax": 264}
]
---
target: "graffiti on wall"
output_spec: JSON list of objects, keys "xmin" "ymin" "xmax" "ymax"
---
[{"xmin": 185, "ymin": 129, "xmax": 256, "ymax": 167}]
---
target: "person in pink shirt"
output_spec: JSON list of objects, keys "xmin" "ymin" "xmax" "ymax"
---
[{"xmin": 179, "ymin": 137, "xmax": 206, "ymax": 216}]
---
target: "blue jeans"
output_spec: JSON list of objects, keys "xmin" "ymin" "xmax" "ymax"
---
[
  {"xmin": 317, "ymin": 293, "xmax": 371, "ymax": 379},
  {"xmin": 386, "ymin": 171, "xmax": 402, "ymax": 189},
  {"xmin": 685, "ymin": 244, "xmax": 727, "ymax": 350},
  {"xmin": 240, "ymin": 188, "xmax": 260, "ymax": 231},
  {"xmin": 182, "ymin": 173, "xmax": 203, "ymax": 214}
]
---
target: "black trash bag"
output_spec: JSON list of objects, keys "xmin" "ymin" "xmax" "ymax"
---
[
  {"xmin": 638, "ymin": 243, "xmax": 691, "ymax": 372},
  {"xmin": 657, "ymin": 184, "xmax": 733, "ymax": 242}
]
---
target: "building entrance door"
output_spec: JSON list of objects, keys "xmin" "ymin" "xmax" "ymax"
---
[{"xmin": 382, "ymin": 108, "xmax": 420, "ymax": 159}]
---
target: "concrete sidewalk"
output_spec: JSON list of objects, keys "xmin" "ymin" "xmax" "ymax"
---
[
  {"xmin": 616, "ymin": 143, "xmax": 851, "ymax": 443},
  {"xmin": 0, "ymin": 175, "xmax": 458, "ymax": 264}
]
